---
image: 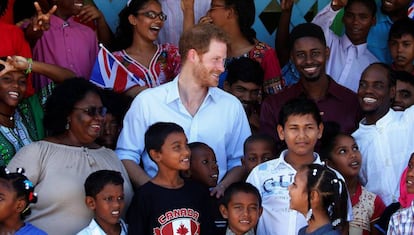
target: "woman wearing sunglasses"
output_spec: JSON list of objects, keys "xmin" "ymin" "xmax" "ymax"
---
[
  {"xmin": 90, "ymin": 0, "xmax": 181, "ymax": 97},
  {"xmin": 7, "ymin": 78, "xmax": 133, "ymax": 235},
  {"xmin": 0, "ymin": 55, "xmax": 75, "ymax": 167}
]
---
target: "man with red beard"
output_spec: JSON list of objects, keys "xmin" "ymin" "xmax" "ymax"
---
[
  {"xmin": 352, "ymin": 63, "xmax": 414, "ymax": 206},
  {"xmin": 116, "ymin": 23, "xmax": 251, "ymax": 198},
  {"xmin": 260, "ymin": 23, "xmax": 361, "ymax": 153}
]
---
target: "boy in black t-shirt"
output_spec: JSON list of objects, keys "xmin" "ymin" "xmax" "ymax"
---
[{"xmin": 127, "ymin": 122, "xmax": 214, "ymax": 235}]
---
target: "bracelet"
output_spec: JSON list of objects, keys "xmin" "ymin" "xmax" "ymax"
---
[{"xmin": 25, "ymin": 58, "xmax": 33, "ymax": 74}]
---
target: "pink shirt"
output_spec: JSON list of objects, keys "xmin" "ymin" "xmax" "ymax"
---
[{"xmin": 32, "ymin": 15, "xmax": 98, "ymax": 90}]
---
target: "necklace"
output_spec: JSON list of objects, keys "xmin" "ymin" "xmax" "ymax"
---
[{"xmin": 0, "ymin": 111, "xmax": 14, "ymax": 121}]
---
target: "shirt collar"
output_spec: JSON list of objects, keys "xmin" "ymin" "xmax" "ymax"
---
[
  {"xmin": 276, "ymin": 150, "xmax": 322, "ymax": 168},
  {"xmin": 342, "ymin": 35, "xmax": 369, "ymax": 59},
  {"xmin": 360, "ymin": 108, "xmax": 393, "ymax": 126},
  {"xmin": 376, "ymin": 9, "xmax": 394, "ymax": 25},
  {"xmin": 51, "ymin": 14, "xmax": 75, "ymax": 28},
  {"xmin": 165, "ymin": 75, "xmax": 219, "ymax": 104},
  {"xmin": 297, "ymin": 77, "xmax": 349, "ymax": 102},
  {"xmin": 225, "ymin": 227, "xmax": 255, "ymax": 235}
]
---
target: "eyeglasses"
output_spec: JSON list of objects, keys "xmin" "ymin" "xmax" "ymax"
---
[
  {"xmin": 208, "ymin": 4, "xmax": 226, "ymax": 12},
  {"xmin": 73, "ymin": 106, "xmax": 107, "ymax": 117},
  {"xmin": 137, "ymin": 11, "xmax": 167, "ymax": 21}
]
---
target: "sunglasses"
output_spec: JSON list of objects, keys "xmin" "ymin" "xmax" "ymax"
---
[
  {"xmin": 73, "ymin": 106, "xmax": 107, "ymax": 117},
  {"xmin": 138, "ymin": 11, "xmax": 167, "ymax": 21}
]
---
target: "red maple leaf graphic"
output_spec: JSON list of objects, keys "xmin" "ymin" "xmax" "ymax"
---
[{"xmin": 176, "ymin": 223, "xmax": 189, "ymax": 235}]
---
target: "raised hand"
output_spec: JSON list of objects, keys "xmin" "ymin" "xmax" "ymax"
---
[
  {"xmin": 76, "ymin": 4, "xmax": 102, "ymax": 24},
  {"xmin": 280, "ymin": 0, "xmax": 294, "ymax": 12},
  {"xmin": 32, "ymin": 1, "xmax": 57, "ymax": 31},
  {"xmin": 331, "ymin": 0, "xmax": 348, "ymax": 11},
  {"xmin": 181, "ymin": 0, "xmax": 194, "ymax": 13},
  {"xmin": 0, "ymin": 56, "xmax": 29, "ymax": 77},
  {"xmin": 198, "ymin": 16, "xmax": 213, "ymax": 24}
]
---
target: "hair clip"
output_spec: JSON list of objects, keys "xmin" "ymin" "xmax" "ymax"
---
[
  {"xmin": 312, "ymin": 169, "xmax": 317, "ymax": 176},
  {"xmin": 4, "ymin": 167, "xmax": 10, "ymax": 174},
  {"xmin": 327, "ymin": 205, "xmax": 334, "ymax": 216},
  {"xmin": 28, "ymin": 192, "xmax": 37, "ymax": 202},
  {"xmin": 332, "ymin": 218, "xmax": 341, "ymax": 227},
  {"xmin": 16, "ymin": 168, "xmax": 24, "ymax": 174},
  {"xmin": 331, "ymin": 178, "xmax": 342, "ymax": 194},
  {"xmin": 305, "ymin": 208, "xmax": 313, "ymax": 221},
  {"xmin": 24, "ymin": 179, "xmax": 33, "ymax": 190}
]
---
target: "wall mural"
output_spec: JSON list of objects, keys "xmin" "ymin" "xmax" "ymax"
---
[
  {"xmin": 254, "ymin": 0, "xmax": 414, "ymax": 48},
  {"xmin": 253, "ymin": 0, "xmax": 330, "ymax": 48}
]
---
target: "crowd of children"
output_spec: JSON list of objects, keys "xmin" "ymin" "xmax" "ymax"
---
[{"xmin": 1, "ymin": 0, "xmax": 414, "ymax": 234}]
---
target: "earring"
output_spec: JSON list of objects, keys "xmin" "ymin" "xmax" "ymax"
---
[
  {"xmin": 65, "ymin": 122, "xmax": 70, "ymax": 130},
  {"xmin": 305, "ymin": 208, "xmax": 313, "ymax": 221}
]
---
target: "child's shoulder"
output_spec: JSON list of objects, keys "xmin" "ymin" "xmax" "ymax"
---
[
  {"xmin": 138, "ymin": 180, "xmax": 207, "ymax": 195},
  {"xmin": 16, "ymin": 223, "xmax": 47, "ymax": 235}
]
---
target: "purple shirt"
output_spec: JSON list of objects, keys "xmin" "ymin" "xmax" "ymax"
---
[
  {"xmin": 32, "ymin": 15, "xmax": 98, "ymax": 90},
  {"xmin": 260, "ymin": 77, "xmax": 361, "ymax": 144}
]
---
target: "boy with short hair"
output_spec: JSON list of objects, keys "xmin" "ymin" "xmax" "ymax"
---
[
  {"xmin": 219, "ymin": 182, "xmax": 263, "ymax": 235},
  {"xmin": 181, "ymin": 141, "xmax": 226, "ymax": 234},
  {"xmin": 247, "ymin": 98, "xmax": 325, "ymax": 235},
  {"xmin": 388, "ymin": 17, "xmax": 414, "ymax": 75},
  {"xmin": 127, "ymin": 122, "xmax": 214, "ymax": 234},
  {"xmin": 77, "ymin": 170, "xmax": 127, "ymax": 235},
  {"xmin": 392, "ymin": 70, "xmax": 414, "ymax": 111},
  {"xmin": 242, "ymin": 134, "xmax": 276, "ymax": 175},
  {"xmin": 182, "ymin": 142, "xmax": 219, "ymax": 188}
]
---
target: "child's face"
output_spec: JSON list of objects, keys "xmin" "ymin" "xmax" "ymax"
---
[
  {"xmin": 242, "ymin": 141, "xmax": 274, "ymax": 173},
  {"xmin": 343, "ymin": 2, "xmax": 376, "ymax": 45},
  {"xmin": 155, "ymin": 132, "xmax": 191, "ymax": 171},
  {"xmin": 277, "ymin": 114, "xmax": 323, "ymax": 158},
  {"xmin": 288, "ymin": 170, "xmax": 308, "ymax": 215},
  {"xmin": 190, "ymin": 146, "xmax": 219, "ymax": 187},
  {"xmin": 406, "ymin": 154, "xmax": 414, "ymax": 194},
  {"xmin": 97, "ymin": 113, "xmax": 121, "ymax": 149},
  {"xmin": 87, "ymin": 184, "xmax": 125, "ymax": 229},
  {"xmin": 130, "ymin": 0, "xmax": 165, "ymax": 43},
  {"xmin": 389, "ymin": 34, "xmax": 414, "ymax": 70},
  {"xmin": 219, "ymin": 192, "xmax": 262, "ymax": 235},
  {"xmin": 392, "ymin": 80, "xmax": 414, "ymax": 111},
  {"xmin": 328, "ymin": 135, "xmax": 361, "ymax": 179},
  {"xmin": 0, "ymin": 179, "xmax": 23, "ymax": 223}
]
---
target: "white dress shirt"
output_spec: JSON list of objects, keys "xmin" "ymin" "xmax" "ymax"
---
[
  {"xmin": 353, "ymin": 106, "xmax": 414, "ymax": 206},
  {"xmin": 76, "ymin": 219, "xmax": 127, "ymax": 235}
]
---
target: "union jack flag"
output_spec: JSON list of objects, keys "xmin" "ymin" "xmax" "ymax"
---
[{"xmin": 90, "ymin": 44, "xmax": 145, "ymax": 92}]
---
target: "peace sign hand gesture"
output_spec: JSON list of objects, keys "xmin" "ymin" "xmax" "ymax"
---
[{"xmin": 32, "ymin": 1, "xmax": 58, "ymax": 31}]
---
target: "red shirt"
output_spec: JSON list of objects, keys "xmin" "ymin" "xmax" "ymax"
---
[{"xmin": 0, "ymin": 21, "xmax": 35, "ymax": 96}]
